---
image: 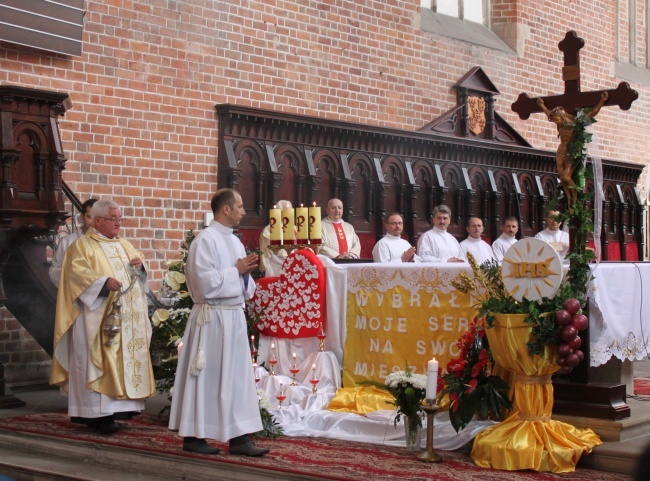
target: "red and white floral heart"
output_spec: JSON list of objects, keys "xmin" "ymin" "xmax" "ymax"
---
[{"xmin": 249, "ymin": 248, "xmax": 326, "ymax": 338}]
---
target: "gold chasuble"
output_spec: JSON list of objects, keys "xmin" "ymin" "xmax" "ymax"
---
[{"xmin": 50, "ymin": 231, "xmax": 155, "ymax": 400}]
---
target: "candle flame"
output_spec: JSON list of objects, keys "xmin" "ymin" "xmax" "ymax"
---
[{"xmin": 312, "ymin": 363, "xmax": 316, "ymax": 369}]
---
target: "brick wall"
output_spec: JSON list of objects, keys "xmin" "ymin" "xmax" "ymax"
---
[
  {"xmin": 1, "ymin": 0, "xmax": 649, "ymax": 383},
  {"xmin": 0, "ymin": 308, "xmax": 51, "ymax": 385}
]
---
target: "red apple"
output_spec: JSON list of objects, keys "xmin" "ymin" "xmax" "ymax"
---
[
  {"xmin": 565, "ymin": 353, "xmax": 580, "ymax": 367},
  {"xmin": 571, "ymin": 314, "xmax": 588, "ymax": 331},
  {"xmin": 563, "ymin": 298, "xmax": 581, "ymax": 316},
  {"xmin": 574, "ymin": 349, "xmax": 584, "ymax": 362},
  {"xmin": 568, "ymin": 335, "xmax": 582, "ymax": 350},
  {"xmin": 555, "ymin": 310, "xmax": 572, "ymax": 326},
  {"xmin": 557, "ymin": 342, "xmax": 572, "ymax": 358},
  {"xmin": 561, "ymin": 325, "xmax": 578, "ymax": 342}
]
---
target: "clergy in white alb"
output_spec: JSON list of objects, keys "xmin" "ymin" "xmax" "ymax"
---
[
  {"xmin": 535, "ymin": 210, "xmax": 569, "ymax": 260},
  {"xmin": 459, "ymin": 217, "xmax": 494, "ymax": 265},
  {"xmin": 372, "ymin": 213, "xmax": 419, "ymax": 263},
  {"xmin": 169, "ymin": 189, "xmax": 269, "ymax": 457},
  {"xmin": 49, "ymin": 198, "xmax": 97, "ymax": 287},
  {"xmin": 320, "ymin": 198, "xmax": 361, "ymax": 259},
  {"xmin": 50, "ymin": 199, "xmax": 154, "ymax": 434},
  {"xmin": 417, "ymin": 205, "xmax": 464, "ymax": 263},
  {"xmin": 491, "ymin": 217, "xmax": 520, "ymax": 264},
  {"xmin": 461, "ymin": 238, "xmax": 494, "ymax": 265}
]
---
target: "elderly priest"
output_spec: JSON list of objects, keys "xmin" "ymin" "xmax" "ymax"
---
[{"xmin": 50, "ymin": 199, "xmax": 154, "ymax": 435}]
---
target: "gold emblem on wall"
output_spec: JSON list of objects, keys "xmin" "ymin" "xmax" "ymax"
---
[{"xmin": 468, "ymin": 96, "xmax": 486, "ymax": 135}]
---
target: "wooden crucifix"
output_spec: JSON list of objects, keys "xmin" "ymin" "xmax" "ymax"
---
[
  {"xmin": 512, "ymin": 30, "xmax": 638, "ymax": 119},
  {"xmin": 513, "ymin": 31, "xmax": 639, "ymax": 210}
]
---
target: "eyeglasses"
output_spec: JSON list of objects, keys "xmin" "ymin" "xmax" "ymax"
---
[{"xmin": 98, "ymin": 217, "xmax": 124, "ymax": 224}]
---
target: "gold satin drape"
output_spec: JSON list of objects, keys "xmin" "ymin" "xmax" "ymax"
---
[
  {"xmin": 328, "ymin": 386, "xmax": 395, "ymax": 414},
  {"xmin": 471, "ymin": 314, "xmax": 601, "ymax": 473}
]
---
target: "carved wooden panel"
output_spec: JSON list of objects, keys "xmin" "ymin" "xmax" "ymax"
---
[{"xmin": 216, "ymin": 103, "xmax": 644, "ymax": 261}]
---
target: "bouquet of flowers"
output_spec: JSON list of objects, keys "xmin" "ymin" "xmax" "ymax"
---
[
  {"xmin": 257, "ymin": 389, "xmax": 283, "ymax": 438},
  {"xmin": 151, "ymin": 233, "xmax": 194, "ymax": 405},
  {"xmin": 437, "ymin": 318, "xmax": 512, "ymax": 433},
  {"xmin": 381, "ymin": 365, "xmax": 427, "ymax": 428}
]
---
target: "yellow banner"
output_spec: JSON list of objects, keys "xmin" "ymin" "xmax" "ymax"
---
[{"xmin": 342, "ymin": 265, "xmax": 476, "ymax": 386}]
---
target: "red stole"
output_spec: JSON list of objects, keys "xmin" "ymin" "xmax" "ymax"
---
[{"xmin": 333, "ymin": 222, "xmax": 348, "ymax": 255}]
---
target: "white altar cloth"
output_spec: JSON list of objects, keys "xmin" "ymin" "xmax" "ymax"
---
[{"xmin": 588, "ymin": 262, "xmax": 650, "ymax": 366}]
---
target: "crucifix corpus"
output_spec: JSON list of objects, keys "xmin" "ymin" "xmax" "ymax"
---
[{"xmin": 512, "ymin": 30, "xmax": 638, "ymax": 211}]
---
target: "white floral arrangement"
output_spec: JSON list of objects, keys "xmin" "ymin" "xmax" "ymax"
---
[
  {"xmin": 385, "ymin": 371, "xmax": 427, "ymax": 391},
  {"xmin": 361, "ymin": 364, "xmax": 427, "ymax": 428},
  {"xmin": 257, "ymin": 388, "xmax": 283, "ymax": 438}
]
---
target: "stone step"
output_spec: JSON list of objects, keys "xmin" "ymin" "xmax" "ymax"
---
[{"xmin": 0, "ymin": 430, "xmax": 313, "ymax": 481}]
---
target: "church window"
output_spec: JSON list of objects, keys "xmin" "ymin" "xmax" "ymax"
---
[
  {"xmin": 419, "ymin": 0, "xmax": 511, "ymax": 53},
  {"xmin": 615, "ymin": 0, "xmax": 650, "ymax": 85}
]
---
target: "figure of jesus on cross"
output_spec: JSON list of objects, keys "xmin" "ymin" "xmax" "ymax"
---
[{"xmin": 536, "ymin": 91, "xmax": 608, "ymax": 209}]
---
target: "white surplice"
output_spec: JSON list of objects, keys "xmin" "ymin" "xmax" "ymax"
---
[
  {"xmin": 491, "ymin": 233, "xmax": 518, "ymax": 263},
  {"xmin": 168, "ymin": 221, "xmax": 261, "ymax": 442},
  {"xmin": 535, "ymin": 228, "xmax": 569, "ymax": 245},
  {"xmin": 372, "ymin": 234, "xmax": 419, "ymax": 263},
  {"xmin": 49, "ymin": 230, "xmax": 82, "ymax": 288},
  {"xmin": 460, "ymin": 237, "xmax": 495, "ymax": 265},
  {"xmin": 416, "ymin": 227, "xmax": 464, "ymax": 263}
]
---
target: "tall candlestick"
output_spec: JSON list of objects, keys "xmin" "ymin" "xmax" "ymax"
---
[
  {"xmin": 269, "ymin": 205, "xmax": 282, "ymax": 245},
  {"xmin": 295, "ymin": 204, "xmax": 309, "ymax": 242},
  {"xmin": 308, "ymin": 202, "xmax": 322, "ymax": 244},
  {"xmin": 282, "ymin": 207, "xmax": 295, "ymax": 245},
  {"xmin": 426, "ymin": 358, "xmax": 439, "ymax": 402}
]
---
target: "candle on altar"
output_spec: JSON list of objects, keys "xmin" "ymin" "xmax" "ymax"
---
[
  {"xmin": 295, "ymin": 203, "xmax": 309, "ymax": 242},
  {"xmin": 269, "ymin": 205, "xmax": 282, "ymax": 245},
  {"xmin": 308, "ymin": 202, "xmax": 322, "ymax": 243},
  {"xmin": 426, "ymin": 357, "xmax": 439, "ymax": 402},
  {"xmin": 292, "ymin": 352, "xmax": 297, "ymax": 361},
  {"xmin": 282, "ymin": 206, "xmax": 296, "ymax": 245},
  {"xmin": 271, "ymin": 342, "xmax": 275, "ymax": 351}
]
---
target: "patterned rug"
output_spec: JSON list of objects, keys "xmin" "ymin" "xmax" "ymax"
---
[
  {"xmin": 0, "ymin": 412, "xmax": 631, "ymax": 481},
  {"xmin": 634, "ymin": 378, "xmax": 650, "ymax": 396}
]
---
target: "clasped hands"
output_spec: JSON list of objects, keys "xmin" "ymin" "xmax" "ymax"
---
[{"xmin": 236, "ymin": 253, "xmax": 259, "ymax": 275}]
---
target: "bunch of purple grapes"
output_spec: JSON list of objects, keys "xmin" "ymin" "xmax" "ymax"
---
[{"xmin": 555, "ymin": 298, "xmax": 588, "ymax": 374}]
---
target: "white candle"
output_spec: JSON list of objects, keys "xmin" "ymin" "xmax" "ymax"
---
[{"xmin": 426, "ymin": 358, "xmax": 439, "ymax": 401}]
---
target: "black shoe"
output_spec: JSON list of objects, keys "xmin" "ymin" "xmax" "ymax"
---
[
  {"xmin": 98, "ymin": 420, "xmax": 122, "ymax": 435},
  {"xmin": 229, "ymin": 440, "xmax": 270, "ymax": 457},
  {"xmin": 183, "ymin": 438, "xmax": 221, "ymax": 455}
]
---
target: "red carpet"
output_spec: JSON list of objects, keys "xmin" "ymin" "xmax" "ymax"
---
[
  {"xmin": 0, "ymin": 412, "xmax": 631, "ymax": 481},
  {"xmin": 634, "ymin": 378, "xmax": 650, "ymax": 395}
]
